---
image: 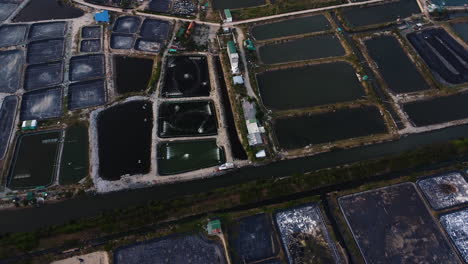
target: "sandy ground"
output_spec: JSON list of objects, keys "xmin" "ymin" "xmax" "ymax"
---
[{"xmin": 51, "ymin": 251, "xmax": 109, "ymax": 264}]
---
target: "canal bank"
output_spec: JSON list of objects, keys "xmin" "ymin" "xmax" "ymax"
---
[{"xmin": 3, "ymin": 123, "xmax": 468, "ymax": 232}]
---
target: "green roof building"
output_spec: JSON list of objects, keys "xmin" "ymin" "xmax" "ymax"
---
[
  {"xmin": 207, "ymin": 219, "xmax": 222, "ymax": 235},
  {"xmin": 224, "ymin": 9, "xmax": 232, "ymax": 22}
]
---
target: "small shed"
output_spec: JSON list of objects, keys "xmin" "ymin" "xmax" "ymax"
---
[
  {"xmin": 208, "ymin": 219, "xmax": 222, "ymax": 235},
  {"xmin": 224, "ymin": 9, "xmax": 232, "ymax": 22},
  {"xmin": 233, "ymin": 75, "xmax": 244, "ymax": 85},
  {"xmin": 21, "ymin": 120, "xmax": 37, "ymax": 131}
]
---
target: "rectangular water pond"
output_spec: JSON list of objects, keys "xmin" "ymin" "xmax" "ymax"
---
[
  {"xmin": 158, "ymin": 101, "xmax": 218, "ymax": 138},
  {"xmin": 440, "ymin": 209, "xmax": 468, "ymax": 263},
  {"xmin": 0, "ymin": 24, "xmax": 27, "ymax": 48},
  {"xmin": 341, "ymin": 0, "xmax": 420, "ymax": 28},
  {"xmin": 114, "ymin": 56, "xmax": 154, "ymax": 94},
  {"xmin": 27, "ymin": 39, "xmax": 65, "ymax": 64},
  {"xmin": 339, "ymin": 183, "xmax": 459, "ymax": 264},
  {"xmin": 28, "ymin": 22, "xmax": 67, "ymax": 41},
  {"xmin": 452, "ymin": 22, "xmax": 468, "ymax": 43},
  {"xmin": 259, "ymin": 34, "xmax": 345, "ymax": 64},
  {"xmin": 275, "ymin": 203, "xmax": 342, "ymax": 264},
  {"xmin": 13, "ymin": 0, "xmax": 83, "ymax": 22},
  {"xmin": 403, "ymin": 92, "xmax": 468, "ymax": 126},
  {"xmin": 365, "ymin": 35, "xmax": 430, "ymax": 94},
  {"xmin": 162, "ymin": 56, "xmax": 210, "ymax": 97},
  {"xmin": 407, "ymin": 28, "xmax": 468, "ymax": 84},
  {"xmin": 20, "ymin": 87, "xmax": 63, "ymax": 121},
  {"xmin": 0, "ymin": 49, "xmax": 24, "ymax": 93},
  {"xmin": 257, "ymin": 62, "xmax": 364, "ymax": 111},
  {"xmin": 69, "ymin": 54, "xmax": 105, "ymax": 82},
  {"xmin": 8, "ymin": 131, "xmax": 62, "ymax": 189},
  {"xmin": 212, "ymin": 0, "xmax": 265, "ymax": 10},
  {"xmin": 60, "ymin": 124, "xmax": 89, "ymax": 185},
  {"xmin": 274, "ymin": 106, "xmax": 387, "ymax": 149},
  {"xmin": 417, "ymin": 172, "xmax": 468, "ymax": 210},
  {"xmin": 24, "ymin": 62, "xmax": 64, "ymax": 91},
  {"xmin": 98, "ymin": 100, "xmax": 153, "ymax": 180},
  {"xmin": 0, "ymin": 96, "xmax": 18, "ymax": 160},
  {"xmin": 114, "ymin": 233, "xmax": 227, "ymax": 264},
  {"xmin": 228, "ymin": 213, "xmax": 279, "ymax": 263},
  {"xmin": 157, "ymin": 139, "xmax": 225, "ymax": 175},
  {"xmin": 68, "ymin": 79, "xmax": 106, "ymax": 110},
  {"xmin": 251, "ymin": 15, "xmax": 331, "ymax": 41},
  {"xmin": 81, "ymin": 26, "xmax": 101, "ymax": 39}
]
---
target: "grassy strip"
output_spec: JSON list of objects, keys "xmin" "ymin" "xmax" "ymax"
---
[{"xmin": 3, "ymin": 139, "xmax": 468, "ymax": 258}]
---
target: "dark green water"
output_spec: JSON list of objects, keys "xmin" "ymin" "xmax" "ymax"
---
[
  {"xmin": 59, "ymin": 125, "xmax": 89, "ymax": 185},
  {"xmin": 3, "ymin": 123, "xmax": 468, "ymax": 232},
  {"xmin": 365, "ymin": 35, "xmax": 430, "ymax": 94},
  {"xmin": 259, "ymin": 34, "xmax": 345, "ymax": 64},
  {"xmin": 7, "ymin": 131, "xmax": 62, "ymax": 189},
  {"xmin": 452, "ymin": 22, "xmax": 468, "ymax": 43},
  {"xmin": 341, "ymin": 0, "xmax": 420, "ymax": 28},
  {"xmin": 251, "ymin": 15, "xmax": 331, "ymax": 41},
  {"xmin": 404, "ymin": 92, "xmax": 468, "ymax": 127},
  {"xmin": 158, "ymin": 140, "xmax": 225, "ymax": 175},
  {"xmin": 274, "ymin": 106, "xmax": 387, "ymax": 149},
  {"xmin": 14, "ymin": 0, "xmax": 84, "ymax": 22},
  {"xmin": 257, "ymin": 62, "xmax": 365, "ymax": 111}
]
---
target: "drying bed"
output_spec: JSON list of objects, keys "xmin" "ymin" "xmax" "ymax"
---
[
  {"xmin": 80, "ymin": 39, "xmax": 101, "ymax": 53},
  {"xmin": 364, "ymin": 35, "xmax": 430, "ymax": 94},
  {"xmin": 0, "ymin": 24, "xmax": 27, "ymax": 48},
  {"xmin": 257, "ymin": 62, "xmax": 364, "ymax": 111},
  {"xmin": 24, "ymin": 62, "xmax": 63, "ymax": 91},
  {"xmin": 20, "ymin": 87, "xmax": 63, "ymax": 121},
  {"xmin": 114, "ymin": 233, "xmax": 226, "ymax": 264},
  {"xmin": 274, "ymin": 106, "xmax": 387, "ymax": 149},
  {"xmin": 113, "ymin": 16, "xmax": 141, "ymax": 34},
  {"xmin": 81, "ymin": 26, "xmax": 101, "ymax": 39},
  {"xmin": 0, "ymin": 49, "xmax": 24, "ymax": 93},
  {"xmin": 275, "ymin": 203, "xmax": 342, "ymax": 264},
  {"xmin": 69, "ymin": 54, "xmax": 105, "ymax": 82},
  {"xmin": 110, "ymin": 33, "xmax": 135, "ymax": 50},
  {"xmin": 157, "ymin": 139, "xmax": 225, "ymax": 175},
  {"xmin": 162, "ymin": 56, "xmax": 211, "ymax": 97},
  {"xmin": 417, "ymin": 172, "xmax": 468, "ymax": 210},
  {"xmin": 158, "ymin": 101, "xmax": 218, "ymax": 138},
  {"xmin": 339, "ymin": 183, "xmax": 459, "ymax": 263},
  {"xmin": 258, "ymin": 34, "xmax": 345, "ymax": 64},
  {"xmin": 407, "ymin": 28, "xmax": 468, "ymax": 84},
  {"xmin": 27, "ymin": 39, "xmax": 65, "ymax": 64},
  {"xmin": 135, "ymin": 39, "xmax": 161, "ymax": 53},
  {"xmin": 139, "ymin": 19, "xmax": 170, "ymax": 41},
  {"xmin": 440, "ymin": 209, "xmax": 468, "ymax": 263},
  {"xmin": 28, "ymin": 22, "xmax": 67, "ymax": 41},
  {"xmin": 68, "ymin": 79, "xmax": 106, "ymax": 110},
  {"xmin": 251, "ymin": 14, "xmax": 331, "ymax": 41},
  {"xmin": 0, "ymin": 96, "xmax": 18, "ymax": 160},
  {"xmin": 7, "ymin": 130, "xmax": 62, "ymax": 189},
  {"xmin": 228, "ymin": 213, "xmax": 278, "ymax": 263},
  {"xmin": 403, "ymin": 92, "xmax": 468, "ymax": 127}
]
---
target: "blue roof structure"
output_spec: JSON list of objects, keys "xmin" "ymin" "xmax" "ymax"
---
[{"xmin": 95, "ymin": 10, "xmax": 109, "ymax": 23}]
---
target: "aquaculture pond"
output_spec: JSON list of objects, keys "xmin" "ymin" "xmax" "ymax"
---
[
  {"xmin": 259, "ymin": 34, "xmax": 345, "ymax": 64},
  {"xmin": 452, "ymin": 22, "xmax": 468, "ymax": 43},
  {"xmin": 14, "ymin": 0, "xmax": 84, "ymax": 22},
  {"xmin": 251, "ymin": 15, "xmax": 331, "ymax": 41},
  {"xmin": 341, "ymin": 0, "xmax": 421, "ymax": 28},
  {"xmin": 97, "ymin": 100, "xmax": 153, "ymax": 180},
  {"xmin": 158, "ymin": 101, "xmax": 218, "ymax": 138},
  {"xmin": 339, "ymin": 183, "xmax": 459, "ymax": 263},
  {"xmin": 114, "ymin": 233, "xmax": 227, "ymax": 264},
  {"xmin": 228, "ymin": 214, "xmax": 279, "ymax": 263},
  {"xmin": 407, "ymin": 28, "xmax": 468, "ymax": 84},
  {"xmin": 275, "ymin": 203, "xmax": 342, "ymax": 264},
  {"xmin": 432, "ymin": 0, "xmax": 468, "ymax": 6},
  {"xmin": 257, "ymin": 62, "xmax": 364, "ymax": 111},
  {"xmin": 365, "ymin": 35, "xmax": 430, "ymax": 94},
  {"xmin": 114, "ymin": 56, "xmax": 154, "ymax": 94},
  {"xmin": 417, "ymin": 172, "xmax": 468, "ymax": 210},
  {"xmin": 274, "ymin": 106, "xmax": 387, "ymax": 149},
  {"xmin": 162, "ymin": 56, "xmax": 210, "ymax": 97},
  {"xmin": 157, "ymin": 139, "xmax": 225, "ymax": 175},
  {"xmin": 8, "ymin": 131, "xmax": 62, "ymax": 189},
  {"xmin": 440, "ymin": 209, "xmax": 468, "ymax": 263},
  {"xmin": 60, "ymin": 124, "xmax": 89, "ymax": 185},
  {"xmin": 212, "ymin": 0, "xmax": 265, "ymax": 10},
  {"xmin": 403, "ymin": 92, "xmax": 468, "ymax": 127},
  {"xmin": 0, "ymin": 96, "xmax": 18, "ymax": 160}
]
